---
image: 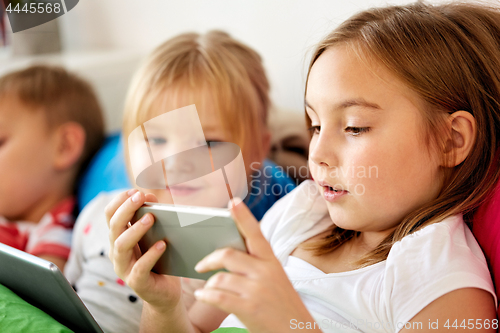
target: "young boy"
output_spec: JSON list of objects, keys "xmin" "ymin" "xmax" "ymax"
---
[{"xmin": 0, "ymin": 65, "xmax": 104, "ymax": 271}]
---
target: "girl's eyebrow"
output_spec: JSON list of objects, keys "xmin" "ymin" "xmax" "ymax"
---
[
  {"xmin": 305, "ymin": 98, "xmax": 381, "ymax": 112},
  {"xmin": 340, "ymin": 98, "xmax": 381, "ymax": 110}
]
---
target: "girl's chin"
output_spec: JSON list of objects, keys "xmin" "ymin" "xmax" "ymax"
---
[
  {"xmin": 177, "ymin": 196, "xmax": 232, "ymax": 208},
  {"xmin": 148, "ymin": 189, "xmax": 232, "ymax": 208},
  {"xmin": 326, "ymin": 208, "xmax": 350, "ymax": 227}
]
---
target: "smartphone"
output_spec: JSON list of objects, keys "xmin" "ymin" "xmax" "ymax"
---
[{"xmin": 131, "ymin": 202, "xmax": 247, "ymax": 280}]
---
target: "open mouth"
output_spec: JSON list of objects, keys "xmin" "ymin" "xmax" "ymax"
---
[
  {"xmin": 325, "ymin": 186, "xmax": 340, "ymax": 192},
  {"xmin": 318, "ymin": 180, "xmax": 349, "ymax": 202},
  {"xmin": 323, "ymin": 185, "xmax": 347, "ymax": 193},
  {"xmin": 317, "ymin": 180, "xmax": 347, "ymax": 193}
]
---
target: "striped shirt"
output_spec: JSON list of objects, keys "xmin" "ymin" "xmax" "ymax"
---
[{"xmin": 0, "ymin": 197, "xmax": 75, "ymax": 259}]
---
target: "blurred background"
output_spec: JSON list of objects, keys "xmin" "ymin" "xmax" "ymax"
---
[{"xmin": 0, "ymin": 0, "xmax": 478, "ymax": 133}]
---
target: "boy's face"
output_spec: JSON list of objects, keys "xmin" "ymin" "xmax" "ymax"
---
[{"xmin": 0, "ymin": 96, "xmax": 59, "ymax": 221}]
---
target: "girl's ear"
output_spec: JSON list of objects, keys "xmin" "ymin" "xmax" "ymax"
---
[
  {"xmin": 441, "ymin": 111, "xmax": 476, "ymax": 167},
  {"xmin": 52, "ymin": 122, "xmax": 86, "ymax": 171}
]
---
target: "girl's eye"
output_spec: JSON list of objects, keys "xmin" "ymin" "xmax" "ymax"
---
[
  {"xmin": 147, "ymin": 137, "xmax": 167, "ymax": 145},
  {"xmin": 206, "ymin": 140, "xmax": 224, "ymax": 149},
  {"xmin": 345, "ymin": 127, "xmax": 370, "ymax": 136},
  {"xmin": 308, "ymin": 126, "xmax": 321, "ymax": 135},
  {"xmin": 0, "ymin": 138, "xmax": 7, "ymax": 147}
]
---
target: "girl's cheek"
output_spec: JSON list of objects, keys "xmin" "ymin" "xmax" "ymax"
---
[
  {"xmin": 152, "ymin": 190, "xmax": 174, "ymax": 204},
  {"xmin": 308, "ymin": 160, "xmax": 320, "ymax": 179}
]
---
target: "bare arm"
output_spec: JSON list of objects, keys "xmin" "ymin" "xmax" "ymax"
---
[
  {"xmin": 140, "ymin": 302, "xmax": 201, "ymax": 333},
  {"xmin": 188, "ymin": 300, "xmax": 229, "ymax": 333},
  {"xmin": 139, "ymin": 290, "xmax": 229, "ymax": 333},
  {"xmin": 400, "ymin": 288, "xmax": 496, "ymax": 332}
]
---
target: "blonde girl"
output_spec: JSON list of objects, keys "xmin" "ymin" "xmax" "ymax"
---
[
  {"xmin": 107, "ymin": 2, "xmax": 499, "ymax": 332},
  {"xmin": 65, "ymin": 30, "xmax": 295, "ymax": 333}
]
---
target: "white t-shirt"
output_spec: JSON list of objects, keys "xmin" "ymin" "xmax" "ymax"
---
[
  {"xmin": 220, "ymin": 180, "xmax": 497, "ymax": 332},
  {"xmin": 65, "ymin": 190, "xmax": 144, "ymax": 333}
]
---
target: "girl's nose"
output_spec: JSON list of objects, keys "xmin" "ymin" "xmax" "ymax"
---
[
  {"xmin": 163, "ymin": 150, "xmax": 196, "ymax": 187},
  {"xmin": 309, "ymin": 134, "xmax": 338, "ymax": 169},
  {"xmin": 164, "ymin": 153, "xmax": 194, "ymax": 173},
  {"xmin": 163, "ymin": 144, "xmax": 213, "ymax": 186}
]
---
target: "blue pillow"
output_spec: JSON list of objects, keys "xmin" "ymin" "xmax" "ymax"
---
[
  {"xmin": 76, "ymin": 133, "xmax": 131, "ymax": 212},
  {"xmin": 245, "ymin": 159, "xmax": 296, "ymax": 220}
]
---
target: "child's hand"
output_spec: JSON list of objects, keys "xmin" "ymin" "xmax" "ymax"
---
[
  {"xmin": 194, "ymin": 198, "xmax": 321, "ymax": 333},
  {"xmin": 105, "ymin": 189, "xmax": 182, "ymax": 311}
]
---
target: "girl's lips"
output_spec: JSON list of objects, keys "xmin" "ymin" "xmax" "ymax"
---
[
  {"xmin": 167, "ymin": 185, "xmax": 202, "ymax": 196},
  {"xmin": 322, "ymin": 186, "xmax": 348, "ymax": 202}
]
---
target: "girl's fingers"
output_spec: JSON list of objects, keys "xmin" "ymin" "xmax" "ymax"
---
[
  {"xmin": 113, "ymin": 213, "xmax": 155, "ymax": 259},
  {"xmin": 193, "ymin": 287, "xmax": 243, "ymax": 314},
  {"xmin": 195, "ymin": 247, "xmax": 261, "ymax": 276},
  {"xmin": 229, "ymin": 198, "xmax": 275, "ymax": 260},
  {"xmin": 195, "ymin": 199, "xmax": 278, "ymax": 276},
  {"xmin": 132, "ymin": 243, "xmax": 143, "ymax": 262},
  {"xmin": 126, "ymin": 240, "xmax": 166, "ymax": 290},
  {"xmin": 108, "ymin": 191, "xmax": 147, "ymax": 245},
  {"xmin": 104, "ymin": 189, "xmax": 138, "ymax": 227},
  {"xmin": 144, "ymin": 193, "xmax": 159, "ymax": 203},
  {"xmin": 203, "ymin": 272, "xmax": 252, "ymax": 296}
]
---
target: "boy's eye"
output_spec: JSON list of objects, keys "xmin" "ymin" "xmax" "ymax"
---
[
  {"xmin": 147, "ymin": 137, "xmax": 167, "ymax": 145},
  {"xmin": 308, "ymin": 126, "xmax": 321, "ymax": 135},
  {"xmin": 345, "ymin": 127, "xmax": 370, "ymax": 136}
]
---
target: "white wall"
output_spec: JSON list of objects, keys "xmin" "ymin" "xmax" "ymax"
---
[
  {"xmin": 56, "ymin": 0, "xmax": 425, "ymax": 114},
  {"xmin": 5, "ymin": 0, "xmax": 471, "ymax": 131}
]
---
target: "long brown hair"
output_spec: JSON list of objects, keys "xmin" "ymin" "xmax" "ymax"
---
[{"xmin": 304, "ymin": 1, "xmax": 500, "ymax": 266}]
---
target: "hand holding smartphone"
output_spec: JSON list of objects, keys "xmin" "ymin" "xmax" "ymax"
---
[{"xmin": 132, "ymin": 202, "xmax": 247, "ymax": 280}]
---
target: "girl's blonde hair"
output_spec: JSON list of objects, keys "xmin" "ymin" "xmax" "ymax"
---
[
  {"xmin": 304, "ymin": 1, "xmax": 500, "ymax": 266},
  {"xmin": 123, "ymin": 30, "xmax": 270, "ymax": 178}
]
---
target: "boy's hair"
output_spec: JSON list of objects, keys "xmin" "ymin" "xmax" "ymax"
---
[
  {"xmin": 304, "ymin": 1, "xmax": 500, "ymax": 266},
  {"xmin": 122, "ymin": 30, "xmax": 270, "ymax": 177},
  {"xmin": 0, "ymin": 65, "xmax": 105, "ymax": 180}
]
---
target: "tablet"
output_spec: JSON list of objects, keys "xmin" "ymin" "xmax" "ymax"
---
[
  {"xmin": 133, "ymin": 202, "xmax": 247, "ymax": 280},
  {"xmin": 0, "ymin": 243, "xmax": 103, "ymax": 333}
]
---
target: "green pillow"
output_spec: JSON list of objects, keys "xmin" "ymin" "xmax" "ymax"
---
[
  {"xmin": 211, "ymin": 328, "xmax": 248, "ymax": 333},
  {"xmin": 0, "ymin": 284, "xmax": 73, "ymax": 333}
]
